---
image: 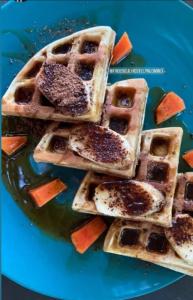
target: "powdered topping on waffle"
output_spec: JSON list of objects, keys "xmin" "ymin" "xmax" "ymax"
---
[
  {"xmin": 168, "ymin": 215, "xmax": 193, "ymax": 245},
  {"xmin": 36, "ymin": 62, "xmax": 89, "ymax": 116},
  {"xmin": 33, "ymin": 78, "xmax": 148, "ymax": 178},
  {"xmin": 165, "ymin": 214, "xmax": 193, "ymax": 265},
  {"xmin": 2, "ymin": 27, "xmax": 115, "ymax": 122},
  {"xmin": 69, "ymin": 124, "xmax": 132, "ymax": 169},
  {"xmin": 94, "ymin": 180, "xmax": 165, "ymax": 217},
  {"xmin": 71, "ymin": 128, "xmax": 182, "ymax": 227}
]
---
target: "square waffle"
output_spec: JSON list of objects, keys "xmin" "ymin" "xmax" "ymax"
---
[
  {"xmin": 100, "ymin": 78, "xmax": 148, "ymax": 177},
  {"xmin": 103, "ymin": 217, "xmax": 193, "ymax": 276},
  {"xmin": 173, "ymin": 172, "xmax": 193, "ymax": 215},
  {"xmin": 2, "ymin": 26, "xmax": 115, "ymax": 122},
  {"xmin": 72, "ymin": 127, "xmax": 183, "ymax": 227},
  {"xmin": 135, "ymin": 127, "xmax": 183, "ymax": 226},
  {"xmin": 33, "ymin": 78, "xmax": 148, "ymax": 178}
]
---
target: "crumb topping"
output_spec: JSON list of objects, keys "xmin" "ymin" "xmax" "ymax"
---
[{"xmin": 36, "ymin": 62, "xmax": 89, "ymax": 116}]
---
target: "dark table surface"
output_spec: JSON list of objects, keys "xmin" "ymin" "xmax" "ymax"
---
[
  {"xmin": 2, "ymin": 275, "xmax": 193, "ymax": 300},
  {"xmin": 2, "ymin": 0, "xmax": 193, "ymax": 299}
]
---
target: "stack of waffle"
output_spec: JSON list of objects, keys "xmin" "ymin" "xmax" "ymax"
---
[
  {"xmin": 2, "ymin": 26, "xmax": 192, "ymax": 276},
  {"xmin": 33, "ymin": 78, "xmax": 148, "ymax": 178}
]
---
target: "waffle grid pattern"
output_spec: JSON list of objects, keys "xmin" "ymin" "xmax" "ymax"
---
[
  {"xmin": 103, "ymin": 218, "xmax": 193, "ymax": 276},
  {"xmin": 34, "ymin": 79, "xmax": 148, "ymax": 178},
  {"xmin": 2, "ymin": 27, "xmax": 115, "ymax": 122},
  {"xmin": 72, "ymin": 128, "xmax": 183, "ymax": 227}
]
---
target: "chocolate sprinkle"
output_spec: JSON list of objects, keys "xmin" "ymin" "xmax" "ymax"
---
[
  {"xmin": 36, "ymin": 62, "xmax": 88, "ymax": 116},
  {"xmin": 72, "ymin": 124, "xmax": 128, "ymax": 164},
  {"xmin": 169, "ymin": 215, "xmax": 193, "ymax": 245},
  {"xmin": 99, "ymin": 181, "xmax": 152, "ymax": 215}
]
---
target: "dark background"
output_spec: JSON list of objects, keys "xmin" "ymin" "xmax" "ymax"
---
[
  {"xmin": 2, "ymin": 0, "xmax": 193, "ymax": 299},
  {"xmin": 2, "ymin": 275, "xmax": 193, "ymax": 300}
]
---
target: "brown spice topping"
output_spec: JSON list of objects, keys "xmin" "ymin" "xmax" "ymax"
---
[
  {"xmin": 169, "ymin": 215, "xmax": 193, "ymax": 245},
  {"xmin": 36, "ymin": 62, "xmax": 88, "ymax": 116},
  {"xmin": 73, "ymin": 124, "xmax": 128, "ymax": 164},
  {"xmin": 100, "ymin": 181, "xmax": 152, "ymax": 215}
]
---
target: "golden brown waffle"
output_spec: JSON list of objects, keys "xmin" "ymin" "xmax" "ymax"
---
[
  {"xmin": 72, "ymin": 127, "xmax": 183, "ymax": 227},
  {"xmin": 100, "ymin": 78, "xmax": 148, "ymax": 177},
  {"xmin": 135, "ymin": 127, "xmax": 183, "ymax": 226},
  {"xmin": 72, "ymin": 172, "xmax": 117, "ymax": 214},
  {"xmin": 2, "ymin": 27, "xmax": 115, "ymax": 122},
  {"xmin": 33, "ymin": 78, "xmax": 148, "ymax": 178},
  {"xmin": 174, "ymin": 172, "xmax": 193, "ymax": 215},
  {"xmin": 103, "ymin": 217, "xmax": 193, "ymax": 276}
]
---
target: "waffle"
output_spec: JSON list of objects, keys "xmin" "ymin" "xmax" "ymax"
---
[
  {"xmin": 33, "ymin": 78, "xmax": 148, "ymax": 178},
  {"xmin": 173, "ymin": 172, "xmax": 193, "ymax": 215},
  {"xmin": 72, "ymin": 171, "xmax": 117, "ymax": 214},
  {"xmin": 2, "ymin": 26, "xmax": 115, "ymax": 122},
  {"xmin": 99, "ymin": 78, "xmax": 148, "ymax": 177},
  {"xmin": 72, "ymin": 127, "xmax": 183, "ymax": 227},
  {"xmin": 103, "ymin": 217, "xmax": 193, "ymax": 276}
]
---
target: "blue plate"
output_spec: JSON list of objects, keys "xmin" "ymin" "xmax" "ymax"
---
[{"xmin": 1, "ymin": 1, "xmax": 193, "ymax": 299}]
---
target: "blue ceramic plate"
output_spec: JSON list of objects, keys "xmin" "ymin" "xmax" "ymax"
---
[{"xmin": 1, "ymin": 1, "xmax": 193, "ymax": 299}]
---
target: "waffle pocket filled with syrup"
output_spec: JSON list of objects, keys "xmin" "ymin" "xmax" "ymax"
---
[{"xmin": 103, "ymin": 214, "xmax": 193, "ymax": 276}]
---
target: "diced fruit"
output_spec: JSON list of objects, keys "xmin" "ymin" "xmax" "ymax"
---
[
  {"xmin": 29, "ymin": 179, "xmax": 67, "ymax": 207},
  {"xmin": 71, "ymin": 216, "xmax": 107, "ymax": 254},
  {"xmin": 111, "ymin": 32, "xmax": 133, "ymax": 65},
  {"xmin": 183, "ymin": 150, "xmax": 193, "ymax": 168},
  {"xmin": 155, "ymin": 92, "xmax": 185, "ymax": 124},
  {"xmin": 1, "ymin": 136, "xmax": 27, "ymax": 155}
]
